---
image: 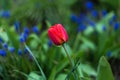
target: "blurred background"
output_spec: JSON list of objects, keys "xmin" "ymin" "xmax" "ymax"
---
[{"xmin": 0, "ymin": 0, "xmax": 120, "ymax": 80}]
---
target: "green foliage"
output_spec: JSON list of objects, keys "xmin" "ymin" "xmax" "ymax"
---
[
  {"xmin": 28, "ymin": 72, "xmax": 44, "ymax": 80},
  {"xmin": 0, "ymin": 0, "xmax": 119, "ymax": 80},
  {"xmin": 96, "ymin": 56, "xmax": 114, "ymax": 80},
  {"xmin": 10, "ymin": 0, "xmax": 76, "ymax": 25},
  {"xmin": 56, "ymin": 74, "xmax": 67, "ymax": 80},
  {"xmin": 99, "ymin": 0, "xmax": 119, "ymax": 11},
  {"xmin": 79, "ymin": 63, "xmax": 97, "ymax": 77},
  {"xmin": 84, "ymin": 12, "xmax": 114, "ymax": 35}
]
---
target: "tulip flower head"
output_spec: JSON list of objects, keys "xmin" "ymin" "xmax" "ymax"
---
[{"xmin": 48, "ymin": 24, "xmax": 68, "ymax": 45}]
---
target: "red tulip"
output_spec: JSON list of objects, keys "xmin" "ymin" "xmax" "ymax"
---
[{"xmin": 48, "ymin": 24, "xmax": 68, "ymax": 45}]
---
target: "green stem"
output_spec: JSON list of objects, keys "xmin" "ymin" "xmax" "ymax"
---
[
  {"xmin": 24, "ymin": 44, "xmax": 46, "ymax": 80},
  {"xmin": 62, "ymin": 43, "xmax": 79, "ymax": 80},
  {"xmin": 62, "ymin": 43, "xmax": 74, "ymax": 67}
]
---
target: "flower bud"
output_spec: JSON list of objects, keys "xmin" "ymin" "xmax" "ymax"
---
[{"xmin": 48, "ymin": 24, "xmax": 68, "ymax": 45}]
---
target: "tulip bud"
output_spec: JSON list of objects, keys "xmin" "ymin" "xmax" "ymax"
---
[{"xmin": 48, "ymin": 24, "xmax": 68, "ymax": 45}]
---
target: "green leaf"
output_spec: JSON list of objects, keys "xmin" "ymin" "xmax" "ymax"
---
[
  {"xmin": 79, "ymin": 63, "xmax": 97, "ymax": 77},
  {"xmin": 0, "ymin": 29, "xmax": 9, "ymax": 42},
  {"xmin": 80, "ymin": 37, "xmax": 96, "ymax": 51},
  {"xmin": 56, "ymin": 58, "xmax": 69, "ymax": 73},
  {"xmin": 56, "ymin": 74, "xmax": 67, "ymax": 80},
  {"xmin": 96, "ymin": 56, "xmax": 114, "ymax": 80},
  {"xmin": 3, "ymin": 25, "xmax": 20, "ymax": 51},
  {"xmin": 80, "ymin": 77, "xmax": 91, "ymax": 80},
  {"xmin": 29, "ymin": 39, "xmax": 39, "ymax": 49},
  {"xmin": 28, "ymin": 72, "xmax": 44, "ymax": 80},
  {"xmin": 83, "ymin": 26, "xmax": 94, "ymax": 36},
  {"xmin": 29, "ymin": 34, "xmax": 40, "ymax": 42},
  {"xmin": 48, "ymin": 67, "xmax": 56, "ymax": 80}
]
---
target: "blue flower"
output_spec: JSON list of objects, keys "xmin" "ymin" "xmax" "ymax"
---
[
  {"xmin": 14, "ymin": 21, "xmax": 20, "ymax": 32},
  {"xmin": 1, "ymin": 10, "xmax": 10, "ymax": 18},
  {"xmin": 0, "ymin": 49, "xmax": 6, "ymax": 57},
  {"xmin": 85, "ymin": 17, "xmax": 96, "ymax": 27},
  {"xmin": 0, "ymin": 37, "xmax": 3, "ymax": 43},
  {"xmin": 19, "ymin": 32, "xmax": 29, "ymax": 43},
  {"xmin": 114, "ymin": 22, "xmax": 119, "ymax": 31},
  {"xmin": 102, "ymin": 25, "xmax": 106, "ymax": 31},
  {"xmin": 77, "ymin": 24, "xmax": 86, "ymax": 32},
  {"xmin": 19, "ymin": 34, "xmax": 25, "ymax": 43},
  {"xmin": 3, "ymin": 43, "xmax": 8, "ymax": 49},
  {"xmin": 24, "ymin": 27, "xmax": 30, "ymax": 34},
  {"xmin": 109, "ymin": 14, "xmax": 117, "ymax": 25},
  {"xmin": 106, "ymin": 51, "xmax": 112, "ymax": 57},
  {"xmin": 23, "ymin": 33, "xmax": 29, "ymax": 40},
  {"xmin": 91, "ymin": 10, "xmax": 98, "ymax": 17},
  {"xmin": 9, "ymin": 47, "xmax": 15, "ymax": 53},
  {"xmin": 88, "ymin": 21, "xmax": 96, "ymax": 27},
  {"xmin": 85, "ymin": 1, "xmax": 94, "ymax": 10},
  {"xmin": 70, "ymin": 14, "xmax": 78, "ymax": 22},
  {"xmin": 109, "ymin": 19, "xmax": 114, "ymax": 25},
  {"xmin": 102, "ymin": 9, "xmax": 107, "ymax": 16},
  {"xmin": 24, "ymin": 48, "xmax": 28, "ymax": 54},
  {"xmin": 32, "ymin": 26, "xmax": 40, "ymax": 34},
  {"xmin": 18, "ymin": 49, "xmax": 22, "ymax": 55},
  {"xmin": 112, "ymin": 14, "xmax": 117, "ymax": 20},
  {"xmin": 78, "ymin": 13, "xmax": 86, "ymax": 24},
  {"xmin": 48, "ymin": 40, "xmax": 52, "ymax": 47}
]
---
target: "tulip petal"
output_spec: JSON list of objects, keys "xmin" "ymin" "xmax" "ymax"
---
[
  {"xmin": 48, "ymin": 24, "xmax": 68, "ymax": 45},
  {"xmin": 48, "ymin": 28, "xmax": 63, "ymax": 45},
  {"xmin": 56, "ymin": 24, "xmax": 68, "ymax": 42}
]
